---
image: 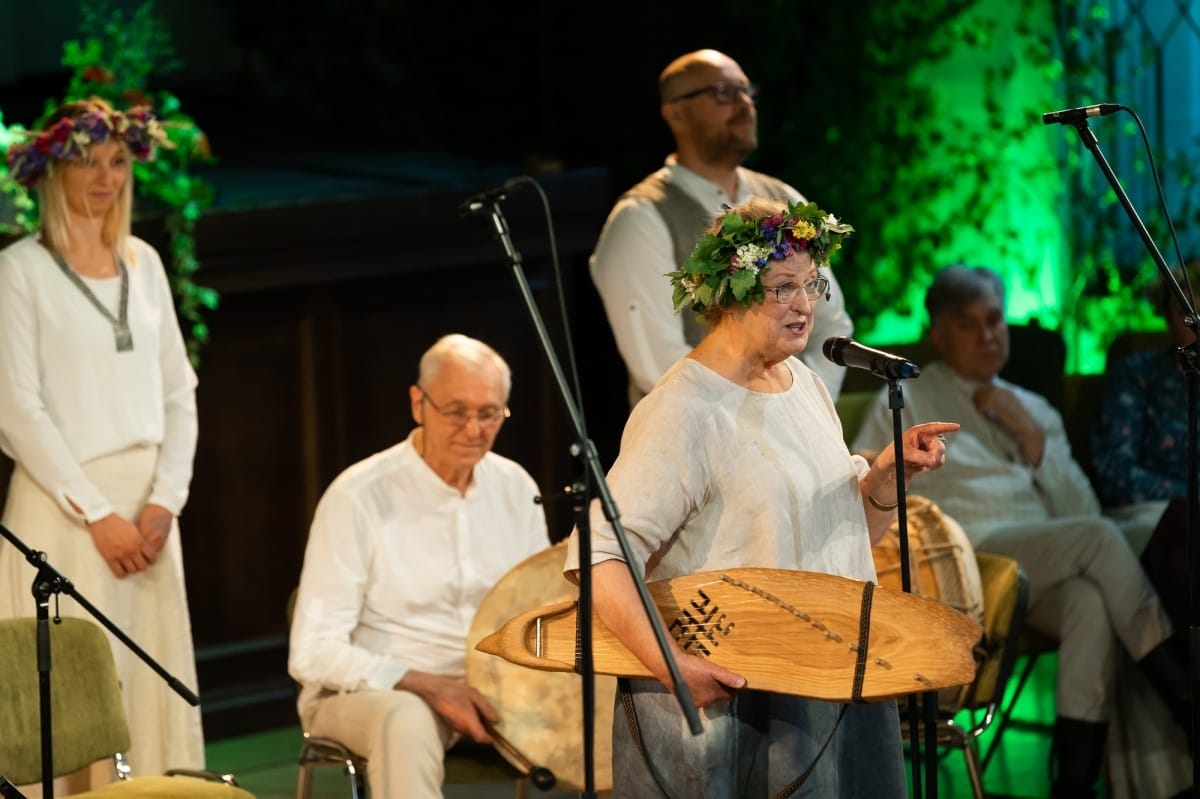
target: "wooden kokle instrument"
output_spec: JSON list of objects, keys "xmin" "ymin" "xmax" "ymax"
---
[{"xmin": 476, "ymin": 567, "xmax": 982, "ymax": 702}]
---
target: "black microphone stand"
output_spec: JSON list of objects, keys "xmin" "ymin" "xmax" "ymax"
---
[
  {"xmin": 881, "ymin": 379, "xmax": 939, "ymax": 799},
  {"xmin": 0, "ymin": 778, "xmax": 30, "ymax": 798},
  {"xmin": 471, "ymin": 187, "xmax": 701, "ymax": 797},
  {"xmin": 1063, "ymin": 118, "xmax": 1200, "ymax": 788},
  {"xmin": 0, "ymin": 522, "xmax": 200, "ymax": 798}
]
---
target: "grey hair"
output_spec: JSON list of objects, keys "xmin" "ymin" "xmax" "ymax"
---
[
  {"xmin": 925, "ymin": 264, "xmax": 1005, "ymax": 325},
  {"xmin": 418, "ymin": 334, "xmax": 512, "ymax": 399}
]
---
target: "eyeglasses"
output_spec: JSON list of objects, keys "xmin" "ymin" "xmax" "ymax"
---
[
  {"xmin": 666, "ymin": 82, "xmax": 759, "ymax": 105},
  {"xmin": 416, "ymin": 385, "xmax": 510, "ymax": 427},
  {"xmin": 765, "ymin": 275, "xmax": 830, "ymax": 304}
]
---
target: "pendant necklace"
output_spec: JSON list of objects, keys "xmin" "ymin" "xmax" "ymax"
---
[{"xmin": 47, "ymin": 247, "xmax": 132, "ymax": 352}]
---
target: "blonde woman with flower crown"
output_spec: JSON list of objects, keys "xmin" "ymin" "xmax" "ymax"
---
[
  {"xmin": 564, "ymin": 198, "xmax": 958, "ymax": 798},
  {"xmin": 0, "ymin": 97, "xmax": 204, "ymax": 792}
]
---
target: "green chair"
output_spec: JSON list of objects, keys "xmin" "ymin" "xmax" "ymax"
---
[{"xmin": 0, "ymin": 616, "xmax": 255, "ymax": 798}]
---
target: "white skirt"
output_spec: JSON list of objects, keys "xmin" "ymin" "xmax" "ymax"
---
[{"xmin": 0, "ymin": 445, "xmax": 205, "ymax": 790}]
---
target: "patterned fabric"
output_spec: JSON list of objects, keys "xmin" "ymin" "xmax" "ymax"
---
[{"xmin": 1091, "ymin": 348, "xmax": 1191, "ymax": 506}]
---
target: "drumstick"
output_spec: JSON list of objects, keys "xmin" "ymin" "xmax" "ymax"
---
[{"xmin": 484, "ymin": 720, "xmax": 557, "ymax": 790}]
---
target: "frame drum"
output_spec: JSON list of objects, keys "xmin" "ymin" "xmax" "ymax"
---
[
  {"xmin": 872, "ymin": 495, "xmax": 983, "ymax": 626},
  {"xmin": 466, "ymin": 542, "xmax": 615, "ymax": 791}
]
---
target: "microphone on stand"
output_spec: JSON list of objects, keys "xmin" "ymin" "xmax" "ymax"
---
[
  {"xmin": 1042, "ymin": 103, "xmax": 1121, "ymax": 126},
  {"xmin": 822, "ymin": 336, "xmax": 920, "ymax": 381},
  {"xmin": 459, "ymin": 177, "xmax": 526, "ymax": 216}
]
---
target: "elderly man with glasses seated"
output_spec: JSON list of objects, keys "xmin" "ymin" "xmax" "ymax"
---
[
  {"xmin": 288, "ymin": 333, "xmax": 550, "ymax": 799},
  {"xmin": 589, "ymin": 48, "xmax": 855, "ymax": 410}
]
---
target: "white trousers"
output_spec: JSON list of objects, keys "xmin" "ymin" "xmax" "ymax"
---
[
  {"xmin": 978, "ymin": 514, "xmax": 1169, "ymax": 721},
  {"xmin": 309, "ymin": 688, "xmax": 459, "ymax": 799},
  {"xmin": 0, "ymin": 447, "xmax": 205, "ymax": 792}
]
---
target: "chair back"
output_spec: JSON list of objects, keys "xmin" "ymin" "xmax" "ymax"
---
[
  {"xmin": 962, "ymin": 552, "xmax": 1029, "ymax": 713},
  {"xmin": 0, "ymin": 617, "xmax": 132, "ymax": 785}
]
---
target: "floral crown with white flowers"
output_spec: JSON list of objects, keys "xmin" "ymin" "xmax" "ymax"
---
[
  {"xmin": 668, "ymin": 200, "xmax": 854, "ymax": 314},
  {"xmin": 4, "ymin": 104, "xmax": 172, "ymax": 188}
]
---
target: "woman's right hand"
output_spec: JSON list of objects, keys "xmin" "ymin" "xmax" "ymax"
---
[
  {"xmin": 674, "ymin": 651, "xmax": 746, "ymax": 708},
  {"xmin": 87, "ymin": 514, "xmax": 151, "ymax": 577}
]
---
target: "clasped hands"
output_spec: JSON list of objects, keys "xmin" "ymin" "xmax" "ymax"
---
[{"xmin": 87, "ymin": 503, "xmax": 174, "ymax": 577}]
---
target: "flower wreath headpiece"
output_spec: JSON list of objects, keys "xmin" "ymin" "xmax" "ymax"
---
[
  {"xmin": 4, "ymin": 105, "xmax": 172, "ymax": 188},
  {"xmin": 668, "ymin": 200, "xmax": 854, "ymax": 313}
]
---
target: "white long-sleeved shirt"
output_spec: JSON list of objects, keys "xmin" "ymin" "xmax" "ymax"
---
[
  {"xmin": 288, "ymin": 433, "xmax": 550, "ymax": 727},
  {"xmin": 0, "ymin": 234, "xmax": 198, "ymax": 521},
  {"xmin": 850, "ymin": 360, "xmax": 1099, "ymax": 545},
  {"xmin": 565, "ymin": 357, "xmax": 876, "ymax": 583},
  {"xmin": 589, "ymin": 159, "xmax": 854, "ymax": 403}
]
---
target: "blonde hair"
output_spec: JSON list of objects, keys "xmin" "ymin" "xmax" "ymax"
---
[{"xmin": 35, "ymin": 98, "xmax": 135, "ymax": 260}]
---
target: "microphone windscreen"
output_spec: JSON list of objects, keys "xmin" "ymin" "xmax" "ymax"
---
[{"xmin": 822, "ymin": 336, "xmax": 846, "ymax": 365}]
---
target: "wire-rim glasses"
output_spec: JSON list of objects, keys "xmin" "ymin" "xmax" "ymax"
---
[
  {"xmin": 416, "ymin": 384, "xmax": 510, "ymax": 427},
  {"xmin": 765, "ymin": 275, "xmax": 830, "ymax": 304}
]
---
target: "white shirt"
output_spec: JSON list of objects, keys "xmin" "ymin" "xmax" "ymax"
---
[
  {"xmin": 566, "ymin": 357, "xmax": 876, "ymax": 584},
  {"xmin": 589, "ymin": 159, "xmax": 854, "ymax": 403},
  {"xmin": 0, "ymin": 234, "xmax": 199, "ymax": 521},
  {"xmin": 288, "ymin": 432, "xmax": 550, "ymax": 726},
  {"xmin": 850, "ymin": 361, "xmax": 1100, "ymax": 544}
]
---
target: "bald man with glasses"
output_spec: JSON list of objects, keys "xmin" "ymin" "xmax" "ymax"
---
[{"xmin": 590, "ymin": 48, "xmax": 854, "ymax": 409}]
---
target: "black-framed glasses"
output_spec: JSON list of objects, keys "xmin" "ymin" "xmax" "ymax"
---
[
  {"xmin": 416, "ymin": 385, "xmax": 510, "ymax": 427},
  {"xmin": 765, "ymin": 275, "xmax": 830, "ymax": 304},
  {"xmin": 666, "ymin": 82, "xmax": 759, "ymax": 105}
]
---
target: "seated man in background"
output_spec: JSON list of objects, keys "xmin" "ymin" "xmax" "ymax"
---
[
  {"xmin": 851, "ymin": 264, "xmax": 1191, "ymax": 799},
  {"xmin": 289, "ymin": 333, "xmax": 550, "ymax": 799},
  {"xmin": 589, "ymin": 48, "xmax": 854, "ymax": 408}
]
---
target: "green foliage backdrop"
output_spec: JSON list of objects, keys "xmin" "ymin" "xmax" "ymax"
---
[{"xmin": 745, "ymin": 0, "xmax": 1196, "ymax": 373}]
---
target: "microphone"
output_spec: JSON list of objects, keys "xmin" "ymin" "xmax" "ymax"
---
[
  {"xmin": 822, "ymin": 336, "xmax": 920, "ymax": 381},
  {"xmin": 1042, "ymin": 103, "xmax": 1121, "ymax": 126},
  {"xmin": 459, "ymin": 177, "xmax": 525, "ymax": 216}
]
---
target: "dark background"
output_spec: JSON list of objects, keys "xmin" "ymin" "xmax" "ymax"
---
[{"xmin": 2, "ymin": 1, "xmax": 882, "ymax": 210}]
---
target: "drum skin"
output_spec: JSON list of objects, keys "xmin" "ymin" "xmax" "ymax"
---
[
  {"xmin": 872, "ymin": 495, "xmax": 984, "ymax": 627},
  {"xmin": 466, "ymin": 542, "xmax": 615, "ymax": 792}
]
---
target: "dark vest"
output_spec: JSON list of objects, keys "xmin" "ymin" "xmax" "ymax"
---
[{"xmin": 622, "ymin": 169, "xmax": 797, "ymax": 347}]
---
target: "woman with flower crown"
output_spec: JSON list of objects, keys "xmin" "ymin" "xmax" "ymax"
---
[
  {"xmin": 563, "ymin": 197, "xmax": 958, "ymax": 797},
  {"xmin": 0, "ymin": 97, "xmax": 204, "ymax": 791}
]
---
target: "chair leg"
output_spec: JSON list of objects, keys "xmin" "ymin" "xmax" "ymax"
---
[
  {"xmin": 297, "ymin": 763, "xmax": 314, "ymax": 799},
  {"xmin": 346, "ymin": 761, "xmax": 364, "ymax": 799},
  {"xmin": 963, "ymin": 743, "xmax": 985, "ymax": 799},
  {"xmin": 979, "ymin": 651, "xmax": 1040, "ymax": 774}
]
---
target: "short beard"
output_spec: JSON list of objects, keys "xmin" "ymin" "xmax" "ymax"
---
[
  {"xmin": 698, "ymin": 121, "xmax": 757, "ymax": 168},
  {"xmin": 702, "ymin": 139, "xmax": 755, "ymax": 169}
]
